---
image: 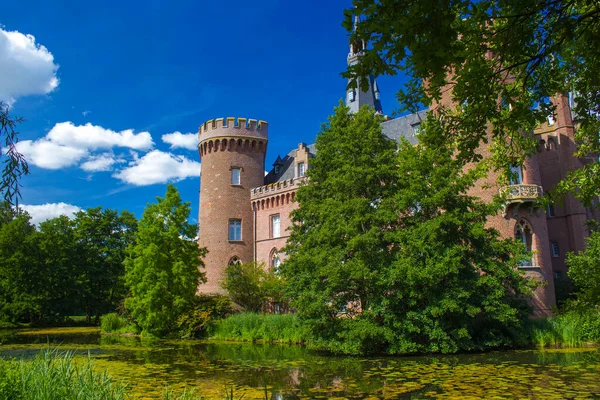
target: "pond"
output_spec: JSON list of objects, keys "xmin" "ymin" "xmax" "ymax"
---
[{"xmin": 1, "ymin": 327, "xmax": 600, "ymax": 399}]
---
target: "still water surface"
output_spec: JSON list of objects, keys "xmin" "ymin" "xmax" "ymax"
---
[{"xmin": 1, "ymin": 327, "xmax": 600, "ymax": 399}]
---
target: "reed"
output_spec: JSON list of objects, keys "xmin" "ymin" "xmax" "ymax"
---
[
  {"xmin": 0, "ymin": 349, "xmax": 127, "ymax": 399},
  {"xmin": 210, "ymin": 313, "xmax": 307, "ymax": 344}
]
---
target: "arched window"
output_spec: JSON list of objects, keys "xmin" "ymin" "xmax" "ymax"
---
[
  {"xmin": 270, "ymin": 248, "xmax": 281, "ymax": 273},
  {"xmin": 547, "ymin": 137, "xmax": 557, "ymax": 151},
  {"xmin": 228, "ymin": 256, "xmax": 241, "ymax": 266},
  {"xmin": 515, "ymin": 219, "xmax": 534, "ymax": 267}
]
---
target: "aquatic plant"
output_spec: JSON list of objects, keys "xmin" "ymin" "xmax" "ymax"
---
[
  {"xmin": 0, "ymin": 349, "xmax": 127, "ymax": 399},
  {"xmin": 529, "ymin": 310, "xmax": 600, "ymax": 348},
  {"xmin": 210, "ymin": 313, "xmax": 307, "ymax": 344}
]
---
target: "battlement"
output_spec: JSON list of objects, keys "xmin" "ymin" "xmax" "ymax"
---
[
  {"xmin": 198, "ymin": 117, "xmax": 269, "ymax": 144},
  {"xmin": 250, "ymin": 177, "xmax": 306, "ymax": 200},
  {"xmin": 199, "ymin": 117, "xmax": 268, "ymax": 133}
]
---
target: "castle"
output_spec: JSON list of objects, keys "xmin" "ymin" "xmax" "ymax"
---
[{"xmin": 196, "ymin": 35, "xmax": 598, "ymax": 316}]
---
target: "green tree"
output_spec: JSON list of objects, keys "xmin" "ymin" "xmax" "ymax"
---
[
  {"xmin": 344, "ymin": 1, "xmax": 600, "ymax": 204},
  {"xmin": 282, "ymin": 104, "xmax": 401, "ymax": 354},
  {"xmin": 0, "ymin": 204, "xmax": 42, "ymax": 323},
  {"xmin": 124, "ymin": 184, "xmax": 205, "ymax": 336},
  {"xmin": 282, "ymin": 105, "xmax": 534, "ymax": 354},
  {"xmin": 37, "ymin": 216, "xmax": 80, "ymax": 321},
  {"xmin": 74, "ymin": 207, "xmax": 138, "ymax": 323},
  {"xmin": 567, "ymin": 230, "xmax": 600, "ymax": 307},
  {"xmin": 221, "ymin": 262, "xmax": 284, "ymax": 312}
]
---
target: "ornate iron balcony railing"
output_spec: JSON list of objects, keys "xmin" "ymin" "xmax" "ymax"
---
[{"xmin": 499, "ymin": 184, "xmax": 543, "ymax": 204}]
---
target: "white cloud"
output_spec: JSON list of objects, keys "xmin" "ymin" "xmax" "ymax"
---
[
  {"xmin": 161, "ymin": 131, "xmax": 198, "ymax": 150},
  {"xmin": 82, "ymin": 110, "xmax": 91, "ymax": 116},
  {"xmin": 47, "ymin": 122, "xmax": 154, "ymax": 151},
  {"xmin": 20, "ymin": 202, "xmax": 81, "ymax": 225},
  {"xmin": 80, "ymin": 152, "xmax": 123, "ymax": 172},
  {"xmin": 16, "ymin": 122, "xmax": 154, "ymax": 170},
  {"xmin": 16, "ymin": 140, "xmax": 88, "ymax": 169},
  {"xmin": 113, "ymin": 150, "xmax": 200, "ymax": 186},
  {"xmin": 0, "ymin": 28, "xmax": 59, "ymax": 104}
]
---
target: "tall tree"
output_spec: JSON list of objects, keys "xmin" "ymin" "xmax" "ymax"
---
[
  {"xmin": 282, "ymin": 104, "xmax": 401, "ymax": 354},
  {"xmin": 344, "ymin": 1, "xmax": 600, "ymax": 203},
  {"xmin": 0, "ymin": 102, "xmax": 29, "ymax": 206},
  {"xmin": 0, "ymin": 204, "xmax": 41, "ymax": 323},
  {"xmin": 74, "ymin": 207, "xmax": 138, "ymax": 323},
  {"xmin": 124, "ymin": 184, "xmax": 205, "ymax": 336},
  {"xmin": 37, "ymin": 216, "xmax": 80, "ymax": 320},
  {"xmin": 282, "ymin": 105, "xmax": 534, "ymax": 354}
]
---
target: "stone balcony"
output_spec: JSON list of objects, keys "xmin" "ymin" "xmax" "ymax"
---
[{"xmin": 499, "ymin": 184, "xmax": 543, "ymax": 204}]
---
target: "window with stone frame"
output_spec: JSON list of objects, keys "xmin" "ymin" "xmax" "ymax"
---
[
  {"xmin": 271, "ymin": 214, "xmax": 281, "ymax": 238},
  {"xmin": 297, "ymin": 162, "xmax": 305, "ymax": 178},
  {"xmin": 515, "ymin": 219, "xmax": 534, "ymax": 267},
  {"xmin": 231, "ymin": 167, "xmax": 241, "ymax": 185},
  {"xmin": 228, "ymin": 219, "xmax": 242, "ymax": 241}
]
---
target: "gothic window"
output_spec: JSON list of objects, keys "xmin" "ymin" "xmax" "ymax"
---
[
  {"xmin": 509, "ymin": 164, "xmax": 523, "ymax": 185},
  {"xmin": 270, "ymin": 248, "xmax": 281, "ymax": 273},
  {"xmin": 297, "ymin": 162, "xmax": 306, "ymax": 178},
  {"xmin": 548, "ymin": 137, "xmax": 557, "ymax": 151},
  {"xmin": 228, "ymin": 219, "xmax": 242, "ymax": 241},
  {"xmin": 547, "ymin": 114, "xmax": 555, "ymax": 126},
  {"xmin": 538, "ymin": 139, "xmax": 546, "ymax": 152},
  {"xmin": 515, "ymin": 219, "xmax": 534, "ymax": 267},
  {"xmin": 271, "ymin": 214, "xmax": 281, "ymax": 238},
  {"xmin": 231, "ymin": 168, "xmax": 241, "ymax": 185},
  {"xmin": 228, "ymin": 256, "xmax": 241, "ymax": 266}
]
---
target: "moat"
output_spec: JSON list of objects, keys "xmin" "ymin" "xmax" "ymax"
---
[{"xmin": 1, "ymin": 327, "xmax": 600, "ymax": 399}]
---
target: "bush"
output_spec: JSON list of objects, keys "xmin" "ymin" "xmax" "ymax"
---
[
  {"xmin": 100, "ymin": 313, "xmax": 137, "ymax": 335},
  {"xmin": 177, "ymin": 294, "xmax": 234, "ymax": 339},
  {"xmin": 0, "ymin": 349, "xmax": 127, "ymax": 399},
  {"xmin": 210, "ymin": 312, "xmax": 307, "ymax": 344}
]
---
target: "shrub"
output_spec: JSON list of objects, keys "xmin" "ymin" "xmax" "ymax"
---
[
  {"xmin": 100, "ymin": 313, "xmax": 137, "ymax": 335},
  {"xmin": 177, "ymin": 294, "xmax": 234, "ymax": 339}
]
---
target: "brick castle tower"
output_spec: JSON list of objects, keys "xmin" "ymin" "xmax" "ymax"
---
[{"xmin": 197, "ymin": 117, "xmax": 268, "ymax": 293}]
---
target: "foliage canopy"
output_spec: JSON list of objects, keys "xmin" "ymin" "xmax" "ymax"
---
[
  {"xmin": 344, "ymin": 0, "xmax": 600, "ymax": 203},
  {"xmin": 282, "ymin": 104, "xmax": 535, "ymax": 354},
  {"xmin": 124, "ymin": 184, "xmax": 205, "ymax": 336}
]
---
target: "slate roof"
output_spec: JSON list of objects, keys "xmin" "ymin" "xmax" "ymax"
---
[
  {"xmin": 264, "ymin": 144, "xmax": 316, "ymax": 184},
  {"xmin": 263, "ymin": 110, "xmax": 428, "ymax": 185},
  {"xmin": 381, "ymin": 109, "xmax": 428, "ymax": 145}
]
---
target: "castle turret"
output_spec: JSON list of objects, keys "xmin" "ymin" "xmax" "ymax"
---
[
  {"xmin": 197, "ymin": 117, "xmax": 268, "ymax": 293},
  {"xmin": 346, "ymin": 14, "xmax": 383, "ymax": 114}
]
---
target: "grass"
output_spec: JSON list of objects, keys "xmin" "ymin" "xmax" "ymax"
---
[
  {"xmin": 100, "ymin": 313, "xmax": 138, "ymax": 335},
  {"xmin": 0, "ymin": 349, "xmax": 127, "ymax": 399},
  {"xmin": 0, "ymin": 349, "xmax": 209, "ymax": 399},
  {"xmin": 210, "ymin": 312, "xmax": 307, "ymax": 344},
  {"xmin": 528, "ymin": 309, "xmax": 600, "ymax": 348}
]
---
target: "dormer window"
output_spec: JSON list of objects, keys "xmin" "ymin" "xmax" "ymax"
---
[
  {"xmin": 297, "ymin": 162, "xmax": 305, "ymax": 178},
  {"xmin": 274, "ymin": 166, "xmax": 280, "ymax": 174}
]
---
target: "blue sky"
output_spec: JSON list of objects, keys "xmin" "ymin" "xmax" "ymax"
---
[{"xmin": 1, "ymin": 0, "xmax": 409, "ymax": 224}]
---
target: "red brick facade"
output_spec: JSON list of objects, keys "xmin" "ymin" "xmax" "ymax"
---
[{"xmin": 197, "ymin": 96, "xmax": 596, "ymax": 315}]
